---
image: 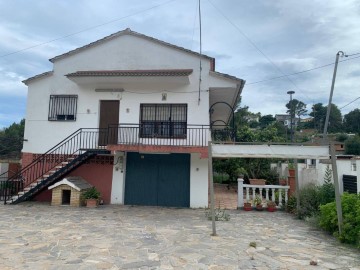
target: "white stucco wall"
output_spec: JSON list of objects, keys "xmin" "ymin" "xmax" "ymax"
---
[
  {"xmin": 110, "ymin": 151, "xmax": 125, "ymax": 204},
  {"xmin": 276, "ymin": 159, "xmax": 360, "ymax": 193},
  {"xmin": 190, "ymin": 153, "xmax": 208, "ymax": 208},
  {"xmin": 0, "ymin": 163, "xmax": 9, "ymax": 176},
  {"xmin": 23, "ymin": 34, "xmax": 237, "ymax": 154}
]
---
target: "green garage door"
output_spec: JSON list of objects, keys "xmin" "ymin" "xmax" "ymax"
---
[{"xmin": 125, "ymin": 153, "xmax": 190, "ymax": 207}]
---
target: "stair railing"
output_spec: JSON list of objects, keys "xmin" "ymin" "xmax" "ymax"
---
[{"xmin": 1, "ymin": 128, "xmax": 107, "ymax": 204}]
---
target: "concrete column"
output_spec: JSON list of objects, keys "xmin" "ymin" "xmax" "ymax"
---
[{"xmin": 237, "ymin": 178, "xmax": 244, "ymax": 208}]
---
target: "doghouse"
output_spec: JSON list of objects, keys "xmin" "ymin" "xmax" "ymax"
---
[{"xmin": 48, "ymin": 176, "xmax": 92, "ymax": 206}]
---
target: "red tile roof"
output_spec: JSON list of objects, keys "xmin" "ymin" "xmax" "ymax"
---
[{"xmin": 66, "ymin": 69, "xmax": 193, "ymax": 77}]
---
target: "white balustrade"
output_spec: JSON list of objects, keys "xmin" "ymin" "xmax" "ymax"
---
[{"xmin": 237, "ymin": 178, "xmax": 290, "ymax": 208}]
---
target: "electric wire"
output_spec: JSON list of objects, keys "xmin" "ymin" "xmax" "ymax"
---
[
  {"xmin": 207, "ymin": 0, "xmax": 306, "ymax": 97},
  {"xmin": 339, "ymin": 96, "xmax": 360, "ymax": 110},
  {"xmin": 0, "ymin": 0, "xmax": 178, "ymax": 58},
  {"xmin": 247, "ymin": 55, "xmax": 360, "ymax": 85}
]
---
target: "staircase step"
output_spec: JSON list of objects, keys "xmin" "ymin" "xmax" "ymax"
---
[
  {"xmin": 61, "ymin": 162, "xmax": 69, "ymax": 165},
  {"xmin": 18, "ymin": 191, "xmax": 25, "ymax": 195}
]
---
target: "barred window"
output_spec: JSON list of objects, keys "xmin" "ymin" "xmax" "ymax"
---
[
  {"xmin": 140, "ymin": 104, "xmax": 187, "ymax": 138},
  {"xmin": 48, "ymin": 95, "xmax": 78, "ymax": 121}
]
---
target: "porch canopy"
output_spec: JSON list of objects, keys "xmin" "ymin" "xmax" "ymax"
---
[
  {"xmin": 211, "ymin": 143, "xmax": 330, "ymax": 159},
  {"xmin": 208, "ymin": 71, "xmax": 245, "ymax": 128},
  {"xmin": 66, "ymin": 69, "xmax": 193, "ymax": 86}
]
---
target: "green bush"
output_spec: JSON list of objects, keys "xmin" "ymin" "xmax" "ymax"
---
[
  {"xmin": 297, "ymin": 184, "xmax": 321, "ymax": 219},
  {"xmin": 286, "ymin": 195, "xmax": 297, "ymax": 214},
  {"xmin": 319, "ymin": 193, "xmax": 360, "ymax": 247},
  {"xmin": 286, "ymin": 182, "xmax": 336, "ymax": 219}
]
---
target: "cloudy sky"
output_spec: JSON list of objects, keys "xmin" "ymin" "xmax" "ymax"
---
[{"xmin": 0, "ymin": 0, "xmax": 359, "ymax": 128}]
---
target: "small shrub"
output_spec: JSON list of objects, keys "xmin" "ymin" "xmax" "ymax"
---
[
  {"xmin": 205, "ymin": 208, "xmax": 230, "ymax": 221},
  {"xmin": 297, "ymin": 184, "xmax": 321, "ymax": 219},
  {"xmin": 286, "ymin": 195, "xmax": 297, "ymax": 214},
  {"xmin": 82, "ymin": 187, "xmax": 101, "ymax": 200},
  {"xmin": 249, "ymin": 242, "xmax": 257, "ymax": 248},
  {"xmin": 319, "ymin": 193, "xmax": 360, "ymax": 248}
]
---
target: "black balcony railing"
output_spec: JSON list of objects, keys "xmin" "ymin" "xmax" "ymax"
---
[
  {"xmin": 107, "ymin": 124, "xmax": 234, "ymax": 147},
  {"xmin": 1, "ymin": 124, "xmax": 234, "ymax": 204}
]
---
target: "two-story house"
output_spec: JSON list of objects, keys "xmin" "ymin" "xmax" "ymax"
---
[{"xmin": 5, "ymin": 28, "xmax": 245, "ymax": 208}]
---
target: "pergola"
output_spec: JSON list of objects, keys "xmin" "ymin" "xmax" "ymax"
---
[{"xmin": 208, "ymin": 142, "xmax": 342, "ymax": 236}]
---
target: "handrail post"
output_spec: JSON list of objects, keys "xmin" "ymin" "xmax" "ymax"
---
[{"xmin": 237, "ymin": 178, "xmax": 244, "ymax": 208}]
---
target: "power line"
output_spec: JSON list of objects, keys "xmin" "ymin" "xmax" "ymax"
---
[
  {"xmin": 346, "ymin": 52, "xmax": 360, "ymax": 57},
  {"xmin": 207, "ymin": 0, "xmax": 306, "ymax": 97},
  {"xmin": 0, "ymin": 0, "xmax": 178, "ymax": 59},
  {"xmin": 340, "ymin": 96, "xmax": 360, "ymax": 110},
  {"xmin": 247, "ymin": 55, "xmax": 360, "ymax": 85}
]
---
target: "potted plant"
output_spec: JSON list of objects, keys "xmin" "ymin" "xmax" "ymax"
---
[
  {"xmin": 254, "ymin": 195, "xmax": 263, "ymax": 211},
  {"xmin": 243, "ymin": 200, "xmax": 252, "ymax": 211},
  {"xmin": 235, "ymin": 167, "xmax": 247, "ymax": 179},
  {"xmin": 82, "ymin": 187, "xmax": 101, "ymax": 208},
  {"xmin": 267, "ymin": 201, "xmax": 277, "ymax": 212},
  {"xmin": 288, "ymin": 162, "xmax": 295, "ymax": 177},
  {"xmin": 279, "ymin": 177, "xmax": 287, "ymax": 186}
]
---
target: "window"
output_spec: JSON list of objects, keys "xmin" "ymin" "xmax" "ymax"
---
[
  {"xmin": 351, "ymin": 161, "xmax": 357, "ymax": 171},
  {"xmin": 140, "ymin": 104, "xmax": 187, "ymax": 138},
  {"xmin": 48, "ymin": 95, "xmax": 78, "ymax": 121}
]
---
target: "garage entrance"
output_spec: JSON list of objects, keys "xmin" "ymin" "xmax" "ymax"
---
[{"xmin": 125, "ymin": 153, "xmax": 190, "ymax": 207}]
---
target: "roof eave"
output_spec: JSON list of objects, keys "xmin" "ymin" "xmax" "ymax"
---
[{"xmin": 49, "ymin": 28, "xmax": 215, "ymax": 63}]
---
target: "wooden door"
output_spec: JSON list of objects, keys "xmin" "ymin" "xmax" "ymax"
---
[{"xmin": 99, "ymin": 100, "xmax": 119, "ymax": 145}]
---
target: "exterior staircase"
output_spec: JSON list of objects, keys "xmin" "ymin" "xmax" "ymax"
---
[{"xmin": 0, "ymin": 128, "xmax": 110, "ymax": 204}]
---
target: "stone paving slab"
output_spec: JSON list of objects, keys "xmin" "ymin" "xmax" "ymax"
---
[{"xmin": 0, "ymin": 202, "xmax": 359, "ymax": 269}]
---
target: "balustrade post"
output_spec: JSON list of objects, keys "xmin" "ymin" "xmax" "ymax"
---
[
  {"xmin": 279, "ymin": 189, "xmax": 283, "ymax": 207},
  {"xmin": 237, "ymin": 178, "xmax": 244, "ymax": 208},
  {"xmin": 285, "ymin": 187, "xmax": 289, "ymax": 204},
  {"xmin": 252, "ymin": 187, "xmax": 256, "ymax": 205},
  {"xmin": 246, "ymin": 187, "xmax": 250, "ymax": 202},
  {"xmin": 265, "ymin": 188, "xmax": 269, "ymax": 201},
  {"xmin": 271, "ymin": 188, "xmax": 275, "ymax": 201}
]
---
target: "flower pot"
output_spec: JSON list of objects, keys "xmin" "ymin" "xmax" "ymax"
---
[
  {"xmin": 249, "ymin": 179, "xmax": 266, "ymax": 185},
  {"xmin": 243, "ymin": 203, "xmax": 252, "ymax": 211},
  {"xmin": 288, "ymin": 169, "xmax": 295, "ymax": 177},
  {"xmin": 255, "ymin": 204, "xmax": 263, "ymax": 211},
  {"xmin": 279, "ymin": 179, "xmax": 287, "ymax": 186},
  {"xmin": 267, "ymin": 207, "xmax": 276, "ymax": 212},
  {"xmin": 86, "ymin": 198, "xmax": 98, "ymax": 208}
]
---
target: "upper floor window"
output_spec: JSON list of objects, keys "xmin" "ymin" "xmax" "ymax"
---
[
  {"xmin": 48, "ymin": 95, "xmax": 78, "ymax": 121},
  {"xmin": 351, "ymin": 160, "xmax": 357, "ymax": 171},
  {"xmin": 140, "ymin": 104, "xmax": 187, "ymax": 138}
]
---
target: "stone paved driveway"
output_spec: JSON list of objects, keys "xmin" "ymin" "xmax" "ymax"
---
[{"xmin": 0, "ymin": 202, "xmax": 359, "ymax": 270}]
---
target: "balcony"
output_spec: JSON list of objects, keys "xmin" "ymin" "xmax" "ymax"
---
[{"xmin": 104, "ymin": 124, "xmax": 234, "ymax": 149}]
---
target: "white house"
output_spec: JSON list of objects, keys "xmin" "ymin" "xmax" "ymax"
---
[{"xmin": 11, "ymin": 28, "xmax": 245, "ymax": 207}]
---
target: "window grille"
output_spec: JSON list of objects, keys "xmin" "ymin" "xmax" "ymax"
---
[
  {"xmin": 140, "ymin": 104, "xmax": 187, "ymax": 138},
  {"xmin": 48, "ymin": 95, "xmax": 78, "ymax": 121}
]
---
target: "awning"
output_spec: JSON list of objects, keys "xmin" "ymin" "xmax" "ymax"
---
[
  {"xmin": 212, "ymin": 144, "xmax": 330, "ymax": 159},
  {"xmin": 65, "ymin": 69, "xmax": 193, "ymax": 86}
]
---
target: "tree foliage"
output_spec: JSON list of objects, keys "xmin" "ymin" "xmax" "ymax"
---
[
  {"xmin": 286, "ymin": 99, "xmax": 307, "ymax": 119},
  {"xmin": 345, "ymin": 135, "xmax": 360, "ymax": 155},
  {"xmin": 309, "ymin": 103, "xmax": 342, "ymax": 133},
  {"xmin": 343, "ymin": 109, "xmax": 360, "ymax": 134},
  {"xmin": 0, "ymin": 119, "xmax": 25, "ymax": 159}
]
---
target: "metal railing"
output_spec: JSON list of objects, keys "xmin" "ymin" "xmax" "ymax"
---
[
  {"xmin": 108, "ymin": 124, "xmax": 233, "ymax": 147},
  {"xmin": 1, "ymin": 124, "xmax": 234, "ymax": 203},
  {"xmin": 0, "ymin": 128, "xmax": 105, "ymax": 204}
]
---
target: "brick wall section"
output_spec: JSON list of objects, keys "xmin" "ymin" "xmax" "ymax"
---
[{"xmin": 21, "ymin": 152, "xmax": 34, "ymax": 169}]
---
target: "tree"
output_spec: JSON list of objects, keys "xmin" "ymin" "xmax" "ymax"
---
[
  {"xmin": 0, "ymin": 119, "xmax": 25, "ymax": 159},
  {"xmin": 286, "ymin": 99, "xmax": 307, "ymax": 135},
  {"xmin": 259, "ymin": 114, "xmax": 275, "ymax": 129},
  {"xmin": 345, "ymin": 135, "xmax": 360, "ymax": 155},
  {"xmin": 309, "ymin": 103, "xmax": 342, "ymax": 133},
  {"xmin": 343, "ymin": 109, "xmax": 360, "ymax": 134},
  {"xmin": 286, "ymin": 99, "xmax": 307, "ymax": 120}
]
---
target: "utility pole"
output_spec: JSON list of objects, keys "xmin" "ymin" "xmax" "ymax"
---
[
  {"xmin": 323, "ymin": 51, "xmax": 346, "ymax": 140},
  {"xmin": 287, "ymin": 90, "xmax": 295, "ymax": 143}
]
